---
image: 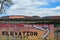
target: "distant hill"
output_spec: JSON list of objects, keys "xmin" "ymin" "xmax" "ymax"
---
[
  {"xmin": 43, "ymin": 16, "xmax": 60, "ymax": 19},
  {"xmin": 0, "ymin": 15, "xmax": 41, "ymax": 19},
  {"xmin": 0, "ymin": 15, "xmax": 60, "ymax": 19}
]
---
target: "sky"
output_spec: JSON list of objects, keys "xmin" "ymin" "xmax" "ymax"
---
[{"xmin": 0, "ymin": 0, "xmax": 60, "ymax": 17}]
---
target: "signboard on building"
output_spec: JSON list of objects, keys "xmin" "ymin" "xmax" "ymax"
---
[{"xmin": 0, "ymin": 24, "xmax": 54, "ymax": 40}]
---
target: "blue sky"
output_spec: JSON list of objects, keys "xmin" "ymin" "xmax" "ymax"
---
[{"xmin": 0, "ymin": 0, "xmax": 60, "ymax": 17}]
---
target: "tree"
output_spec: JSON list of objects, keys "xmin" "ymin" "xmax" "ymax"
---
[{"xmin": 0, "ymin": 0, "xmax": 13, "ymax": 14}]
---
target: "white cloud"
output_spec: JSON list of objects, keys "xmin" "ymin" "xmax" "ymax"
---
[
  {"xmin": 7, "ymin": 5, "xmax": 60, "ymax": 17},
  {"xmin": 7, "ymin": 0, "xmax": 49, "ymax": 16},
  {"xmin": 51, "ymin": 0, "xmax": 60, "ymax": 2},
  {"xmin": 0, "ymin": 0, "xmax": 60, "ymax": 17},
  {"xmin": 55, "ymin": 6, "xmax": 60, "ymax": 10}
]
